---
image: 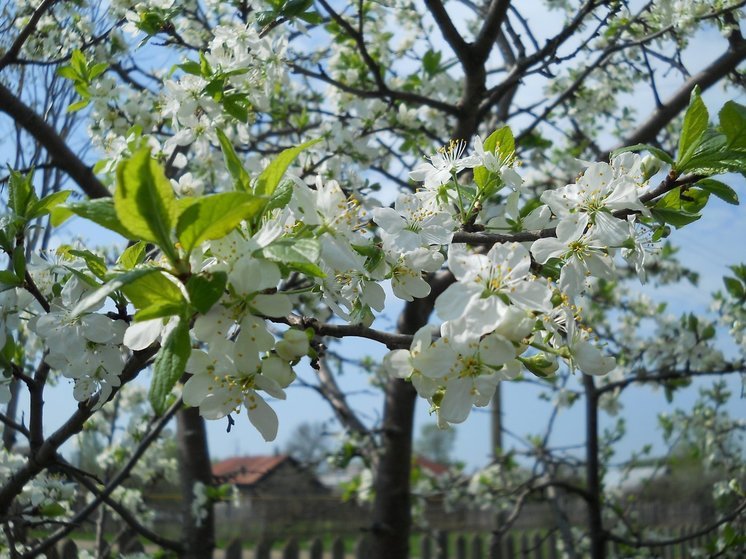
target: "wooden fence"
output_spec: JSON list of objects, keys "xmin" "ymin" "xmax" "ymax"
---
[
  {"xmin": 217, "ymin": 527, "xmax": 722, "ymax": 559},
  {"xmin": 36, "ymin": 526, "xmax": 729, "ymax": 558}
]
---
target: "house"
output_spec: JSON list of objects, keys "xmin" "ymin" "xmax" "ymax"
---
[{"xmin": 212, "ymin": 454, "xmax": 364, "ymax": 537}]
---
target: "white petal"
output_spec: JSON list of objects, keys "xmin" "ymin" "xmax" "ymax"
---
[
  {"xmin": 123, "ymin": 319, "xmax": 163, "ymax": 351},
  {"xmin": 245, "ymin": 392, "xmax": 279, "ymax": 441},
  {"xmin": 439, "ymin": 379, "xmax": 473, "ymax": 424}
]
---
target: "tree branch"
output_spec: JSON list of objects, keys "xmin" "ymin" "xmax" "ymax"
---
[
  {"xmin": 600, "ymin": 31, "xmax": 746, "ymax": 160},
  {"xmin": 0, "ymin": 0, "xmax": 61, "ymax": 71},
  {"xmin": 0, "ymin": 82, "xmax": 111, "ymax": 199},
  {"xmin": 23, "ymin": 397, "xmax": 184, "ymax": 557}
]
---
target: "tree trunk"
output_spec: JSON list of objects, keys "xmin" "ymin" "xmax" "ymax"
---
[
  {"xmin": 583, "ymin": 374, "xmax": 605, "ymax": 559},
  {"xmin": 368, "ymin": 379, "xmax": 417, "ymax": 558},
  {"xmin": 177, "ymin": 407, "xmax": 215, "ymax": 559}
]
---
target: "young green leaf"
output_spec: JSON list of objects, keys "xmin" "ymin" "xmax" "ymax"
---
[
  {"xmin": 27, "ymin": 191, "xmax": 72, "ymax": 220},
  {"xmin": 186, "ymin": 271, "xmax": 228, "ymax": 314},
  {"xmin": 58, "ymin": 199, "xmax": 135, "ymax": 239},
  {"xmin": 68, "ymin": 249, "xmax": 108, "ymax": 279},
  {"xmin": 176, "ymin": 192, "xmax": 266, "ymax": 253},
  {"xmin": 120, "ymin": 270, "xmax": 185, "ymax": 310},
  {"xmin": 695, "ymin": 179, "xmax": 739, "ymax": 205},
  {"xmin": 70, "ymin": 267, "xmax": 160, "ymax": 316},
  {"xmin": 263, "ymin": 238, "xmax": 320, "ymax": 265},
  {"xmin": 115, "ymin": 148, "xmax": 178, "ymax": 260},
  {"xmin": 149, "ymin": 318, "xmax": 191, "ymax": 415},
  {"xmin": 8, "ymin": 169, "xmax": 37, "ymax": 218},
  {"xmin": 118, "ymin": 241, "xmax": 148, "ymax": 269},
  {"xmin": 719, "ymin": 100, "xmax": 746, "ymax": 150},
  {"xmin": 611, "ymin": 144, "xmax": 674, "ymax": 165},
  {"xmin": 677, "ymin": 87, "xmax": 709, "ymax": 167},
  {"xmin": 255, "ymin": 138, "xmax": 321, "ymax": 197},
  {"xmin": 216, "ymin": 128, "xmax": 251, "ymax": 191}
]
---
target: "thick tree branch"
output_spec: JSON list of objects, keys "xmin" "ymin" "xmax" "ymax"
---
[
  {"xmin": 23, "ymin": 398, "xmax": 184, "ymax": 557},
  {"xmin": 0, "ymin": 346, "xmax": 158, "ymax": 514},
  {"xmin": 473, "ymin": 0, "xmax": 511, "ymax": 61},
  {"xmin": 0, "ymin": 82, "xmax": 110, "ymax": 199},
  {"xmin": 423, "ymin": 0, "xmax": 470, "ymax": 63},
  {"xmin": 601, "ymin": 32, "xmax": 746, "ymax": 160}
]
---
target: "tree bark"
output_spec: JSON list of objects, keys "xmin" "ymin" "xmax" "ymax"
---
[
  {"xmin": 583, "ymin": 374, "xmax": 605, "ymax": 559},
  {"xmin": 177, "ymin": 407, "xmax": 215, "ymax": 559}
]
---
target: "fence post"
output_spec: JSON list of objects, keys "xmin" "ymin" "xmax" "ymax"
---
[
  {"xmin": 437, "ymin": 530, "xmax": 449, "ymax": 559},
  {"xmin": 225, "ymin": 538, "xmax": 243, "ymax": 559},
  {"xmin": 547, "ymin": 532, "xmax": 558, "ymax": 559},
  {"xmin": 519, "ymin": 533, "xmax": 529, "ymax": 558},
  {"xmin": 309, "ymin": 537, "xmax": 323, "ymax": 559},
  {"xmin": 532, "ymin": 534, "xmax": 544, "ymax": 559},
  {"xmin": 283, "ymin": 536, "xmax": 299, "ymax": 559},
  {"xmin": 355, "ymin": 534, "xmax": 370, "ymax": 559},
  {"xmin": 489, "ymin": 532, "xmax": 502, "ymax": 559},
  {"xmin": 255, "ymin": 537, "xmax": 272, "ymax": 559},
  {"xmin": 504, "ymin": 534, "xmax": 516, "ymax": 559},
  {"xmin": 471, "ymin": 534, "xmax": 483, "ymax": 559},
  {"xmin": 421, "ymin": 533, "xmax": 432, "ymax": 559},
  {"xmin": 60, "ymin": 539, "xmax": 77, "ymax": 559},
  {"xmin": 455, "ymin": 534, "xmax": 467, "ymax": 559},
  {"xmin": 332, "ymin": 536, "xmax": 345, "ymax": 559}
]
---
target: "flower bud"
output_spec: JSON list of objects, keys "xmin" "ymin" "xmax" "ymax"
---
[
  {"xmin": 521, "ymin": 353, "xmax": 559, "ymax": 378},
  {"xmin": 641, "ymin": 154, "xmax": 663, "ymax": 181}
]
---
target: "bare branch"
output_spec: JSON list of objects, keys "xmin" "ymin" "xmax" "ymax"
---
[
  {"xmin": 0, "ymin": 82, "xmax": 111, "ymax": 199},
  {"xmin": 0, "ymin": 0, "xmax": 61, "ymax": 71}
]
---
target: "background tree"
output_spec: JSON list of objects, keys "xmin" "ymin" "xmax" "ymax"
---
[{"xmin": 415, "ymin": 423, "xmax": 456, "ymax": 465}]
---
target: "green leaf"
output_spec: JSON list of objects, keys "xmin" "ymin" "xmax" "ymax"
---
[
  {"xmin": 8, "ymin": 169, "xmax": 37, "ymax": 217},
  {"xmin": 149, "ymin": 318, "xmax": 191, "ymax": 415},
  {"xmin": 650, "ymin": 208, "xmax": 701, "ymax": 228},
  {"xmin": 695, "ymin": 179, "xmax": 739, "ymax": 205},
  {"xmin": 611, "ymin": 143, "xmax": 674, "ymax": 165},
  {"xmin": 70, "ymin": 267, "xmax": 159, "ymax": 316},
  {"xmin": 12, "ymin": 246, "xmax": 25, "ymax": 280},
  {"xmin": 485, "ymin": 126, "xmax": 516, "ymax": 162},
  {"xmin": 121, "ymin": 270, "xmax": 185, "ymax": 310},
  {"xmin": 263, "ymin": 238, "xmax": 320, "ymax": 265},
  {"xmin": 69, "ymin": 249, "xmax": 107, "ymax": 279},
  {"xmin": 265, "ymin": 180, "xmax": 294, "ymax": 213},
  {"xmin": 118, "ymin": 241, "xmax": 148, "ymax": 269},
  {"xmin": 255, "ymin": 138, "xmax": 321, "ymax": 197},
  {"xmin": 0, "ymin": 270, "xmax": 22, "ymax": 288},
  {"xmin": 67, "ymin": 99, "xmax": 90, "ymax": 113},
  {"xmin": 176, "ymin": 192, "xmax": 265, "ymax": 253},
  {"xmin": 719, "ymin": 101, "xmax": 746, "ymax": 150},
  {"xmin": 27, "ymin": 190, "xmax": 72, "ymax": 219},
  {"xmin": 186, "ymin": 271, "xmax": 228, "ymax": 314},
  {"xmin": 115, "ymin": 148, "xmax": 178, "ymax": 261},
  {"xmin": 677, "ymin": 87, "xmax": 709, "ymax": 167},
  {"xmin": 474, "ymin": 126, "xmax": 515, "ymax": 190},
  {"xmin": 724, "ymin": 276, "xmax": 744, "ymax": 299},
  {"xmin": 178, "ymin": 60, "xmax": 202, "ymax": 76},
  {"xmin": 134, "ymin": 302, "xmax": 185, "ymax": 321},
  {"xmin": 422, "ymin": 49, "xmax": 442, "ymax": 76},
  {"xmin": 60, "ymin": 199, "xmax": 135, "ymax": 239},
  {"xmin": 281, "ymin": 261, "xmax": 326, "ymax": 278},
  {"xmin": 215, "ymin": 129, "xmax": 251, "ymax": 191}
]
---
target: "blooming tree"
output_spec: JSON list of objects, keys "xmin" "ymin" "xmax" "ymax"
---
[{"xmin": 0, "ymin": 1, "xmax": 745, "ymax": 558}]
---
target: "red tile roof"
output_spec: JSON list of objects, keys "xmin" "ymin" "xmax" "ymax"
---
[
  {"xmin": 414, "ymin": 455, "xmax": 449, "ymax": 476},
  {"xmin": 212, "ymin": 455, "xmax": 289, "ymax": 486}
]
